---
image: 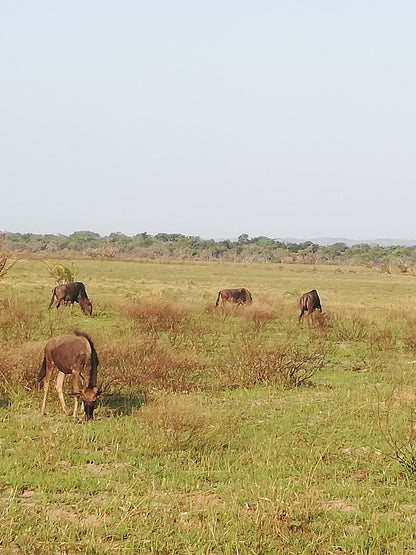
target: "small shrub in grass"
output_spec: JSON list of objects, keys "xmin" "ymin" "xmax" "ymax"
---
[
  {"xmin": 402, "ymin": 317, "xmax": 416, "ymax": 353},
  {"xmin": 218, "ymin": 342, "xmax": 326, "ymax": 389},
  {"xmin": 0, "ymin": 297, "xmax": 45, "ymax": 344},
  {"xmin": 126, "ymin": 298, "xmax": 190, "ymax": 333},
  {"xmin": 367, "ymin": 325, "xmax": 396, "ymax": 353},
  {"xmin": 303, "ymin": 311, "xmax": 334, "ymax": 341},
  {"xmin": 378, "ymin": 387, "xmax": 416, "ymax": 473},
  {"xmin": 101, "ymin": 337, "xmax": 205, "ymax": 392},
  {"xmin": 333, "ymin": 314, "xmax": 368, "ymax": 342},
  {"xmin": 242, "ymin": 302, "xmax": 278, "ymax": 330},
  {"xmin": 43, "ymin": 261, "xmax": 77, "ymax": 284},
  {"xmin": 139, "ymin": 393, "xmax": 240, "ymax": 454},
  {"xmin": 0, "ymin": 342, "xmax": 41, "ymax": 394},
  {"xmin": 0, "ymin": 235, "xmax": 17, "ymax": 278}
]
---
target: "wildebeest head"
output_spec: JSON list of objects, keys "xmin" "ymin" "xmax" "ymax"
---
[
  {"xmin": 73, "ymin": 385, "xmax": 102, "ymax": 420},
  {"xmin": 80, "ymin": 297, "xmax": 93, "ymax": 316}
]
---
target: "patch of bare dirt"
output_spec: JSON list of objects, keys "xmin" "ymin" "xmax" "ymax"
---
[{"xmin": 323, "ymin": 499, "xmax": 355, "ymax": 512}]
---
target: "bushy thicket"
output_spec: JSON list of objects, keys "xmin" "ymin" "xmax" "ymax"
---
[{"xmin": 3, "ymin": 231, "xmax": 416, "ymax": 267}]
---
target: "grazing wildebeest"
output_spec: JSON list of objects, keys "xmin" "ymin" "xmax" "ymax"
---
[
  {"xmin": 37, "ymin": 331, "xmax": 101, "ymax": 420},
  {"xmin": 49, "ymin": 282, "xmax": 92, "ymax": 315},
  {"xmin": 216, "ymin": 288, "xmax": 253, "ymax": 307},
  {"xmin": 299, "ymin": 289, "xmax": 322, "ymax": 321}
]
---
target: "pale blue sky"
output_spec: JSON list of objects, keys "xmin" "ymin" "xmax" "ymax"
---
[{"xmin": 2, "ymin": 1, "xmax": 415, "ymax": 240}]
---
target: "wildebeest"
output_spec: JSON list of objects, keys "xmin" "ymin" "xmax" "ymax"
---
[
  {"xmin": 49, "ymin": 282, "xmax": 92, "ymax": 315},
  {"xmin": 216, "ymin": 288, "xmax": 253, "ymax": 307},
  {"xmin": 37, "ymin": 331, "xmax": 101, "ymax": 420},
  {"xmin": 299, "ymin": 289, "xmax": 322, "ymax": 320}
]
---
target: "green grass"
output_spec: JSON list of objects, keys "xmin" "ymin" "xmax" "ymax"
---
[{"xmin": 1, "ymin": 259, "xmax": 416, "ymax": 553}]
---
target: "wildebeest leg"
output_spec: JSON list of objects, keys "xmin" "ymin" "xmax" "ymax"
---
[
  {"xmin": 40, "ymin": 357, "xmax": 55, "ymax": 415},
  {"xmin": 70, "ymin": 372, "xmax": 82, "ymax": 418},
  {"xmin": 40, "ymin": 379, "xmax": 50, "ymax": 415},
  {"xmin": 55, "ymin": 372, "xmax": 69, "ymax": 415}
]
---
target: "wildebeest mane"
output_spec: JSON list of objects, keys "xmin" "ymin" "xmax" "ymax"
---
[{"xmin": 73, "ymin": 330, "xmax": 99, "ymax": 387}]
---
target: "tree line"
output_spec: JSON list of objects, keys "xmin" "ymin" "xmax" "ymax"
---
[{"xmin": 2, "ymin": 231, "xmax": 416, "ymax": 270}]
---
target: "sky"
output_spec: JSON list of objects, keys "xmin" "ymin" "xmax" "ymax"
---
[{"xmin": 2, "ymin": 1, "xmax": 415, "ymax": 241}]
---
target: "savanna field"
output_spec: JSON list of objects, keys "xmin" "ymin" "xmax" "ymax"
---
[{"xmin": 2, "ymin": 259, "xmax": 416, "ymax": 554}]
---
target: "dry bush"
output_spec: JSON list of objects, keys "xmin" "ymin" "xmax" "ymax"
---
[
  {"xmin": 215, "ymin": 341, "xmax": 326, "ymax": 390},
  {"xmin": 300, "ymin": 311, "xmax": 333, "ymax": 340},
  {"xmin": 333, "ymin": 314, "xmax": 368, "ymax": 342},
  {"xmin": 0, "ymin": 297, "xmax": 45, "ymax": 344},
  {"xmin": 378, "ymin": 387, "xmax": 416, "ymax": 473},
  {"xmin": 402, "ymin": 315, "xmax": 416, "ymax": 353},
  {"xmin": 125, "ymin": 298, "xmax": 191, "ymax": 334},
  {"xmin": 242, "ymin": 302, "xmax": 278, "ymax": 330},
  {"xmin": 397, "ymin": 259, "xmax": 409, "ymax": 274},
  {"xmin": 366, "ymin": 326, "xmax": 395, "ymax": 352},
  {"xmin": 139, "ymin": 393, "xmax": 240, "ymax": 454},
  {"xmin": 0, "ymin": 235, "xmax": 17, "ymax": 278},
  {"xmin": 404, "ymin": 331, "xmax": 416, "ymax": 354},
  {"xmin": 0, "ymin": 341, "xmax": 42, "ymax": 394},
  {"xmin": 100, "ymin": 336, "xmax": 205, "ymax": 393},
  {"xmin": 379, "ymin": 262, "xmax": 392, "ymax": 274}
]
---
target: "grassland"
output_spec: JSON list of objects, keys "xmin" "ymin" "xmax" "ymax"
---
[{"xmin": 2, "ymin": 259, "xmax": 416, "ymax": 554}]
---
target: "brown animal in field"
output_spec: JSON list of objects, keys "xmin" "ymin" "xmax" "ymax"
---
[
  {"xmin": 216, "ymin": 288, "xmax": 253, "ymax": 307},
  {"xmin": 49, "ymin": 282, "xmax": 92, "ymax": 315},
  {"xmin": 299, "ymin": 289, "xmax": 322, "ymax": 321},
  {"xmin": 37, "ymin": 331, "xmax": 102, "ymax": 420}
]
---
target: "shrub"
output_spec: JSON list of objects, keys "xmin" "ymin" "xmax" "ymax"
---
[
  {"xmin": 0, "ymin": 235, "xmax": 17, "ymax": 278},
  {"xmin": 333, "ymin": 314, "xmax": 368, "ymax": 342},
  {"xmin": 378, "ymin": 387, "xmax": 416, "ymax": 473},
  {"xmin": 0, "ymin": 297, "xmax": 45, "ymax": 344},
  {"xmin": 242, "ymin": 302, "xmax": 278, "ymax": 330},
  {"xmin": 125, "ymin": 298, "xmax": 191, "ymax": 334},
  {"xmin": 99, "ymin": 336, "xmax": 205, "ymax": 393},
  {"xmin": 43, "ymin": 261, "xmax": 77, "ymax": 284},
  {"xmin": 138, "ymin": 393, "xmax": 240, "ymax": 454},
  {"xmin": 215, "ymin": 341, "xmax": 326, "ymax": 390}
]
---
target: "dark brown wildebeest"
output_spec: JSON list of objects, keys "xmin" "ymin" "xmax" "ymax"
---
[
  {"xmin": 299, "ymin": 289, "xmax": 322, "ymax": 321},
  {"xmin": 37, "ymin": 331, "xmax": 102, "ymax": 420},
  {"xmin": 216, "ymin": 288, "xmax": 253, "ymax": 307},
  {"xmin": 49, "ymin": 282, "xmax": 92, "ymax": 315}
]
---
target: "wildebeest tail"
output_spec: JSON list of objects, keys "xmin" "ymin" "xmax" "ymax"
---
[
  {"xmin": 48, "ymin": 288, "xmax": 56, "ymax": 309},
  {"xmin": 300, "ymin": 294, "xmax": 308, "ymax": 311},
  {"xmin": 74, "ymin": 330, "xmax": 99, "ymax": 387},
  {"xmin": 215, "ymin": 291, "xmax": 221, "ymax": 306},
  {"xmin": 37, "ymin": 357, "xmax": 46, "ymax": 384}
]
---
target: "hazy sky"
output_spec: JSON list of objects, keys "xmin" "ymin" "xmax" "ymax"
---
[{"xmin": 2, "ymin": 1, "xmax": 415, "ymax": 241}]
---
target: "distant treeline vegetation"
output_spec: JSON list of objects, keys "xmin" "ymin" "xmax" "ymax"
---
[{"xmin": 2, "ymin": 231, "xmax": 416, "ymax": 270}]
